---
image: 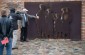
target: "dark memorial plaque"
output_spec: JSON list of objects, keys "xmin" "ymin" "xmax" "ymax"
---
[{"xmin": 25, "ymin": 1, "xmax": 81, "ymax": 40}]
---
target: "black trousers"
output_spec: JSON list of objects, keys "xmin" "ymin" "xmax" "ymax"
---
[{"xmin": 20, "ymin": 24, "xmax": 28, "ymax": 41}]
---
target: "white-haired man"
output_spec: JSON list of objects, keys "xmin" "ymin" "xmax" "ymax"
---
[{"xmin": 20, "ymin": 8, "xmax": 39, "ymax": 42}]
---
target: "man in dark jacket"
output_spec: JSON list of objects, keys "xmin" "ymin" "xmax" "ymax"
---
[
  {"xmin": 8, "ymin": 8, "xmax": 21, "ymax": 30},
  {"xmin": 0, "ymin": 9, "xmax": 13, "ymax": 55},
  {"xmin": 8, "ymin": 8, "xmax": 22, "ymax": 49}
]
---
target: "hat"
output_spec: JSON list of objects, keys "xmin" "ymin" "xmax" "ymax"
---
[
  {"xmin": 10, "ymin": 8, "xmax": 15, "ymax": 11},
  {"xmin": 22, "ymin": 8, "xmax": 28, "ymax": 11},
  {"xmin": 10, "ymin": 8, "xmax": 15, "ymax": 13}
]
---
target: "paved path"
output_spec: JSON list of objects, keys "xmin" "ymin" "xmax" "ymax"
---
[{"xmin": 11, "ymin": 39, "xmax": 85, "ymax": 55}]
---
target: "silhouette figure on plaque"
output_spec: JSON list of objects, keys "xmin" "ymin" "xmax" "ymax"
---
[
  {"xmin": 36, "ymin": 4, "xmax": 48, "ymax": 38},
  {"xmin": 55, "ymin": 13, "xmax": 63, "ymax": 38},
  {"xmin": 45, "ymin": 7, "xmax": 55, "ymax": 38},
  {"xmin": 61, "ymin": 7, "xmax": 72, "ymax": 39}
]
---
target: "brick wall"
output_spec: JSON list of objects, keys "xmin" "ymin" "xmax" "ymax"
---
[
  {"xmin": 81, "ymin": 1, "xmax": 85, "ymax": 40},
  {"xmin": 0, "ymin": 0, "xmax": 85, "ymax": 40}
]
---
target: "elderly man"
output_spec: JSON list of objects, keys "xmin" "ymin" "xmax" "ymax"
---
[{"xmin": 20, "ymin": 8, "xmax": 39, "ymax": 42}]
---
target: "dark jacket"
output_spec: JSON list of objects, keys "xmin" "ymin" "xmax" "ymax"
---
[
  {"xmin": 0, "ymin": 16, "xmax": 13, "ymax": 39},
  {"xmin": 8, "ymin": 13, "xmax": 21, "ymax": 30}
]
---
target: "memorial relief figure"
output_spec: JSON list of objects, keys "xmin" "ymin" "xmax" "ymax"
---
[
  {"xmin": 45, "ymin": 7, "xmax": 55, "ymax": 39},
  {"xmin": 36, "ymin": 4, "xmax": 48, "ymax": 38},
  {"xmin": 55, "ymin": 12, "xmax": 63, "ymax": 38},
  {"xmin": 61, "ymin": 7, "xmax": 72, "ymax": 39}
]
